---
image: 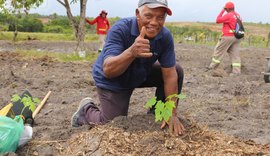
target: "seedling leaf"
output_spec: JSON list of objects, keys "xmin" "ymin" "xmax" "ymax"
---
[
  {"xmin": 155, "ymin": 100, "xmax": 164, "ymax": 111},
  {"xmin": 144, "ymin": 97, "xmax": 157, "ymax": 109},
  {"xmin": 162, "ymin": 109, "xmax": 172, "ymax": 122},
  {"xmin": 33, "ymin": 98, "xmax": 41, "ymax": 104},
  {"xmin": 166, "ymin": 94, "xmax": 177, "ymax": 101},
  {"xmin": 155, "ymin": 115, "xmax": 162, "ymax": 122},
  {"xmin": 11, "ymin": 94, "xmax": 21, "ymax": 102},
  {"xmin": 165, "ymin": 100, "xmax": 175, "ymax": 112},
  {"xmin": 155, "ymin": 108, "xmax": 162, "ymax": 122},
  {"xmin": 29, "ymin": 103, "xmax": 36, "ymax": 112},
  {"xmin": 177, "ymin": 94, "xmax": 186, "ymax": 100}
]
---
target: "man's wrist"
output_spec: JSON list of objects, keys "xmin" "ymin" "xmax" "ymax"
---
[
  {"xmin": 172, "ymin": 109, "xmax": 177, "ymax": 116},
  {"xmin": 127, "ymin": 46, "xmax": 136, "ymax": 58}
]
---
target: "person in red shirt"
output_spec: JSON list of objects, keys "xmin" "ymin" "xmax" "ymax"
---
[
  {"xmin": 85, "ymin": 10, "xmax": 110, "ymax": 52},
  {"xmin": 208, "ymin": 2, "xmax": 242, "ymax": 75}
]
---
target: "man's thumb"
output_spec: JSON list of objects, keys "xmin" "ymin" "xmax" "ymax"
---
[{"xmin": 139, "ymin": 26, "xmax": 146, "ymax": 38}]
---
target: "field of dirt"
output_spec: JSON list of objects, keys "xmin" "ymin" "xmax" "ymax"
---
[{"xmin": 1, "ymin": 40, "xmax": 270, "ymax": 155}]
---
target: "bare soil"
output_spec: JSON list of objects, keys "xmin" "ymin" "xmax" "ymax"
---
[{"xmin": 1, "ymin": 40, "xmax": 270, "ymax": 155}]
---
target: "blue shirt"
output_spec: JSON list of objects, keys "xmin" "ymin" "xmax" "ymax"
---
[{"xmin": 92, "ymin": 17, "xmax": 176, "ymax": 91}]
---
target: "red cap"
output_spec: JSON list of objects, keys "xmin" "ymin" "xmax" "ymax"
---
[
  {"xmin": 100, "ymin": 10, "xmax": 108, "ymax": 15},
  {"xmin": 225, "ymin": 2, "xmax": 234, "ymax": 9}
]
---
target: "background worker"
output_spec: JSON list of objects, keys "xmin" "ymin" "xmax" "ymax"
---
[
  {"xmin": 208, "ymin": 1, "xmax": 243, "ymax": 75},
  {"xmin": 72, "ymin": 0, "xmax": 185, "ymax": 136},
  {"xmin": 85, "ymin": 10, "xmax": 110, "ymax": 52}
]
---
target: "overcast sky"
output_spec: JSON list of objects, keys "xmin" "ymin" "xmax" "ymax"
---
[{"xmin": 30, "ymin": 0, "xmax": 270, "ymax": 23}]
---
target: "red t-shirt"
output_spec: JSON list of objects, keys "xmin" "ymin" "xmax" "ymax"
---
[
  {"xmin": 86, "ymin": 16, "xmax": 110, "ymax": 35},
  {"xmin": 216, "ymin": 10, "xmax": 241, "ymax": 36}
]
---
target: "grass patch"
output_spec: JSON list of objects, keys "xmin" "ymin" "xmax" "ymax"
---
[
  {"xmin": 16, "ymin": 49, "xmax": 99, "ymax": 62},
  {"xmin": 0, "ymin": 31, "xmax": 98, "ymax": 42}
]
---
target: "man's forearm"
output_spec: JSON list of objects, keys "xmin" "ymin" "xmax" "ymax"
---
[
  {"xmin": 165, "ymin": 85, "xmax": 178, "ymax": 116},
  {"xmin": 103, "ymin": 47, "xmax": 135, "ymax": 78},
  {"xmin": 163, "ymin": 68, "xmax": 179, "ymax": 115}
]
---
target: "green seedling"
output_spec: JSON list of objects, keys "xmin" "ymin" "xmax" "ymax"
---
[
  {"xmin": 144, "ymin": 93, "xmax": 186, "ymax": 133},
  {"xmin": 11, "ymin": 94, "xmax": 41, "ymax": 115}
]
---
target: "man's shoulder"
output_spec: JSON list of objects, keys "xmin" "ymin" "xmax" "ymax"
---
[
  {"xmin": 234, "ymin": 12, "xmax": 241, "ymax": 18},
  {"xmin": 162, "ymin": 27, "xmax": 171, "ymax": 34},
  {"xmin": 159, "ymin": 27, "xmax": 173, "ymax": 39},
  {"xmin": 109, "ymin": 17, "xmax": 136, "ymax": 34},
  {"xmin": 229, "ymin": 11, "xmax": 241, "ymax": 17}
]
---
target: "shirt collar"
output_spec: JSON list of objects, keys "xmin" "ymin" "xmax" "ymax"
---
[{"xmin": 130, "ymin": 17, "xmax": 163, "ymax": 40}]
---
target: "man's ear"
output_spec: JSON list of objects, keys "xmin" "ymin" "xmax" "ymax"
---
[{"xmin": 136, "ymin": 9, "xmax": 140, "ymax": 18}]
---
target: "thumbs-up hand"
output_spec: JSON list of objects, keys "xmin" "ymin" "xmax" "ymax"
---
[{"xmin": 129, "ymin": 26, "xmax": 153, "ymax": 58}]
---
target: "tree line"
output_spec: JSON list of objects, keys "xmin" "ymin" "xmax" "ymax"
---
[
  {"xmin": 0, "ymin": 13, "xmax": 269, "ymax": 48},
  {"xmin": 0, "ymin": 13, "xmax": 120, "ymax": 34}
]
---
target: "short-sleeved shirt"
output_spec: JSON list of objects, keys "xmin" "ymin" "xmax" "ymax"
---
[{"xmin": 92, "ymin": 17, "xmax": 176, "ymax": 91}]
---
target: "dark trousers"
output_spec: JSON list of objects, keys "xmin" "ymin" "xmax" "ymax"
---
[{"xmin": 81, "ymin": 63, "xmax": 184, "ymax": 125}]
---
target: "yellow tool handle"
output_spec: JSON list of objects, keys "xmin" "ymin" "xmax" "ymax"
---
[
  {"xmin": 0, "ymin": 103, "xmax": 13, "ymax": 116},
  {"xmin": 32, "ymin": 91, "xmax": 52, "ymax": 118}
]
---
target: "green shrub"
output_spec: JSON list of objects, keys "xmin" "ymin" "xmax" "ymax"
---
[
  {"xmin": 7, "ymin": 15, "xmax": 43, "ymax": 32},
  {"xmin": 43, "ymin": 25, "xmax": 64, "ymax": 33},
  {"xmin": 48, "ymin": 17, "xmax": 71, "ymax": 29},
  {"xmin": 0, "ymin": 24, "xmax": 8, "ymax": 31},
  {"xmin": 19, "ymin": 17, "xmax": 43, "ymax": 32}
]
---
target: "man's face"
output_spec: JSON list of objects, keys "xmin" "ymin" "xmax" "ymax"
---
[
  {"xmin": 136, "ymin": 5, "xmax": 166, "ymax": 39},
  {"xmin": 101, "ymin": 13, "xmax": 106, "ymax": 17}
]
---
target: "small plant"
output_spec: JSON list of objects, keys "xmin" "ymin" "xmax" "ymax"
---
[
  {"xmin": 11, "ymin": 94, "xmax": 40, "ymax": 115},
  {"xmin": 144, "ymin": 93, "xmax": 186, "ymax": 133}
]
